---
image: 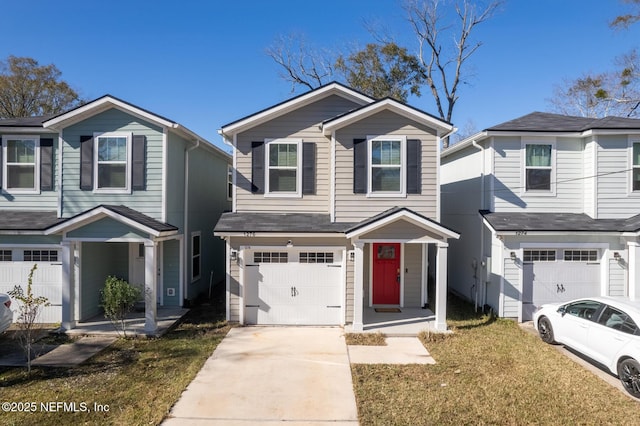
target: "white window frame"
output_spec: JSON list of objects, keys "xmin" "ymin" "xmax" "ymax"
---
[
  {"xmin": 227, "ymin": 164, "xmax": 233, "ymax": 201},
  {"xmin": 367, "ymin": 135, "xmax": 406, "ymax": 197},
  {"xmin": 93, "ymin": 132, "xmax": 132, "ymax": 194},
  {"xmin": 521, "ymin": 138, "xmax": 556, "ymax": 196},
  {"xmin": 628, "ymin": 137, "xmax": 640, "ymax": 194},
  {"xmin": 191, "ymin": 231, "xmax": 201, "ymax": 282},
  {"xmin": 1, "ymin": 135, "xmax": 40, "ymax": 194},
  {"xmin": 264, "ymin": 138, "xmax": 302, "ymax": 198}
]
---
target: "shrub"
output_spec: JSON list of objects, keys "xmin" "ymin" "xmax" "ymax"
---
[{"xmin": 101, "ymin": 276, "xmax": 141, "ymax": 337}]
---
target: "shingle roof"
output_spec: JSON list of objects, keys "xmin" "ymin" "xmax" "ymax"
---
[
  {"xmin": 0, "ymin": 115, "xmax": 54, "ymax": 127},
  {"xmin": 486, "ymin": 112, "xmax": 640, "ymax": 132},
  {"xmin": 0, "ymin": 210, "xmax": 65, "ymax": 231},
  {"xmin": 214, "ymin": 212, "xmax": 355, "ymax": 233},
  {"xmin": 480, "ymin": 211, "xmax": 640, "ymax": 232},
  {"xmin": 100, "ymin": 205, "xmax": 178, "ymax": 232}
]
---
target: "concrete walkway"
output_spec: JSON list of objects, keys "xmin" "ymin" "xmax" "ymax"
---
[
  {"xmin": 347, "ymin": 337, "xmax": 436, "ymax": 364},
  {"xmin": 32, "ymin": 336, "xmax": 116, "ymax": 367},
  {"xmin": 164, "ymin": 327, "xmax": 359, "ymax": 425}
]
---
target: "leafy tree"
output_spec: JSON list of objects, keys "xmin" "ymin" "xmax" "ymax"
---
[
  {"xmin": 335, "ymin": 42, "xmax": 425, "ymax": 102},
  {"xmin": 101, "ymin": 276, "xmax": 141, "ymax": 337},
  {"xmin": 0, "ymin": 55, "xmax": 82, "ymax": 118},
  {"xmin": 8, "ymin": 264, "xmax": 50, "ymax": 374}
]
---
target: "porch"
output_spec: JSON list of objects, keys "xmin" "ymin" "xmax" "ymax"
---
[
  {"xmin": 345, "ymin": 307, "xmax": 438, "ymax": 336},
  {"xmin": 64, "ymin": 306, "xmax": 189, "ymax": 337}
]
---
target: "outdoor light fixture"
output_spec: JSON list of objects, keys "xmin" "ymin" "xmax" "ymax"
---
[
  {"xmin": 348, "ymin": 251, "xmax": 355, "ymax": 262},
  {"xmin": 510, "ymin": 251, "xmax": 516, "ymax": 260},
  {"xmin": 614, "ymin": 252, "xmax": 621, "ymax": 261},
  {"xmin": 230, "ymin": 250, "xmax": 238, "ymax": 261},
  {"xmin": 286, "ymin": 240, "xmax": 293, "ymax": 248}
]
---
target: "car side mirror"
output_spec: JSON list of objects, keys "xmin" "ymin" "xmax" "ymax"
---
[{"xmin": 558, "ymin": 306, "xmax": 566, "ymax": 316}]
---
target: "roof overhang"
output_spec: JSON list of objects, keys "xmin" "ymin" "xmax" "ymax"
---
[
  {"xmin": 45, "ymin": 206, "xmax": 178, "ymax": 238},
  {"xmin": 346, "ymin": 208, "xmax": 459, "ymax": 240},
  {"xmin": 218, "ymin": 82, "xmax": 374, "ymax": 140},
  {"xmin": 322, "ymin": 98, "xmax": 454, "ymax": 137}
]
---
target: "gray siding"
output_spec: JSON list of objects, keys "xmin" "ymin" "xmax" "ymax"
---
[
  {"xmin": 165, "ymin": 132, "xmax": 187, "ymax": 228},
  {"xmin": 0, "ymin": 132, "xmax": 59, "ymax": 210},
  {"xmin": 162, "ymin": 239, "xmax": 181, "ymax": 306},
  {"xmin": 596, "ymin": 135, "xmax": 640, "ymax": 218},
  {"xmin": 61, "ymin": 109, "xmax": 164, "ymax": 219},
  {"xmin": 404, "ymin": 243, "xmax": 422, "ymax": 308},
  {"xmin": 583, "ymin": 138, "xmax": 596, "ymax": 217},
  {"xmin": 609, "ymin": 258, "xmax": 627, "ymax": 297},
  {"xmin": 502, "ymin": 258, "xmax": 520, "ymax": 318},
  {"xmin": 66, "ymin": 217, "xmax": 150, "ymax": 239},
  {"xmin": 234, "ymin": 95, "xmax": 360, "ymax": 213},
  {"xmin": 80, "ymin": 242, "xmax": 128, "ymax": 320},
  {"xmin": 334, "ymin": 110, "xmax": 439, "ymax": 222}
]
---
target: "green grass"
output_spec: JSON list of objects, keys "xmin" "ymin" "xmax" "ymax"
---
[
  {"xmin": 0, "ymin": 287, "xmax": 230, "ymax": 426},
  {"xmin": 345, "ymin": 332, "xmax": 387, "ymax": 346},
  {"xmin": 351, "ymin": 294, "xmax": 640, "ymax": 425}
]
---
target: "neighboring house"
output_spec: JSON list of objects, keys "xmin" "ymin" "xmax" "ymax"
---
[
  {"xmin": 214, "ymin": 82, "xmax": 459, "ymax": 332},
  {"xmin": 0, "ymin": 96, "xmax": 231, "ymax": 333},
  {"xmin": 441, "ymin": 112, "xmax": 640, "ymax": 322}
]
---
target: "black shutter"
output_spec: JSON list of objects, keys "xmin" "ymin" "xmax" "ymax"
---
[
  {"xmin": 80, "ymin": 135, "xmax": 93, "ymax": 190},
  {"xmin": 406, "ymin": 139, "xmax": 421, "ymax": 194},
  {"xmin": 353, "ymin": 138, "xmax": 367, "ymax": 193},
  {"xmin": 302, "ymin": 142, "xmax": 316, "ymax": 195},
  {"xmin": 40, "ymin": 138, "xmax": 54, "ymax": 191},
  {"xmin": 132, "ymin": 135, "xmax": 146, "ymax": 190},
  {"xmin": 251, "ymin": 141, "xmax": 264, "ymax": 194}
]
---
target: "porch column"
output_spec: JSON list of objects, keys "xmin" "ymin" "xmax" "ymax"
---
[
  {"xmin": 434, "ymin": 242, "xmax": 449, "ymax": 332},
  {"xmin": 629, "ymin": 242, "xmax": 640, "ymax": 301},
  {"xmin": 352, "ymin": 241, "xmax": 365, "ymax": 332},
  {"xmin": 144, "ymin": 241, "xmax": 158, "ymax": 334},
  {"xmin": 61, "ymin": 241, "xmax": 75, "ymax": 331}
]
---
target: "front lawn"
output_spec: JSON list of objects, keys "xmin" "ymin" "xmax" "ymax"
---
[
  {"xmin": 0, "ymin": 287, "xmax": 230, "ymax": 426},
  {"xmin": 351, "ymin": 295, "xmax": 640, "ymax": 425}
]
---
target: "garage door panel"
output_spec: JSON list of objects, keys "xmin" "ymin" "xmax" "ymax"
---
[{"xmin": 245, "ymin": 250, "xmax": 343, "ymax": 325}]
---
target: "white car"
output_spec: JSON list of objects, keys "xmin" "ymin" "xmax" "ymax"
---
[
  {"xmin": 534, "ymin": 296, "xmax": 640, "ymax": 398},
  {"xmin": 0, "ymin": 293, "xmax": 12, "ymax": 334}
]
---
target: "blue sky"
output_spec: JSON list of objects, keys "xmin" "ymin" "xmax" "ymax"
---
[{"xmin": 4, "ymin": 1, "xmax": 639, "ymax": 150}]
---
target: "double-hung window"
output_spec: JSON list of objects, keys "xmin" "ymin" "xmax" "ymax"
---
[
  {"xmin": 632, "ymin": 141, "xmax": 640, "ymax": 191},
  {"xmin": 524, "ymin": 142, "xmax": 554, "ymax": 192},
  {"xmin": 2, "ymin": 136, "xmax": 39, "ymax": 193},
  {"xmin": 95, "ymin": 133, "xmax": 130, "ymax": 192},
  {"xmin": 368, "ymin": 135, "xmax": 405, "ymax": 196},
  {"xmin": 191, "ymin": 231, "xmax": 201, "ymax": 281},
  {"xmin": 265, "ymin": 139, "xmax": 301, "ymax": 196}
]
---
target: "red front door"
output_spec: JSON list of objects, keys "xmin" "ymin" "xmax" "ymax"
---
[{"xmin": 372, "ymin": 243, "xmax": 401, "ymax": 305}]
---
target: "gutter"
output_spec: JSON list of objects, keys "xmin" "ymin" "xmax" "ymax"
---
[{"xmin": 471, "ymin": 139, "xmax": 486, "ymax": 311}]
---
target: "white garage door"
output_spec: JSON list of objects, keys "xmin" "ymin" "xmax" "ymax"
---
[
  {"xmin": 522, "ymin": 249, "xmax": 601, "ymax": 321},
  {"xmin": 244, "ymin": 249, "xmax": 343, "ymax": 325},
  {"xmin": 0, "ymin": 249, "xmax": 62, "ymax": 324}
]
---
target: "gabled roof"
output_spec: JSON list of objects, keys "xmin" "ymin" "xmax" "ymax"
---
[
  {"xmin": 345, "ymin": 206, "xmax": 459, "ymax": 240},
  {"xmin": 45, "ymin": 205, "xmax": 178, "ymax": 237},
  {"xmin": 321, "ymin": 97, "xmax": 454, "ymax": 137},
  {"xmin": 442, "ymin": 112, "xmax": 640, "ymax": 158},
  {"xmin": 218, "ymin": 82, "xmax": 374, "ymax": 138},
  {"xmin": 486, "ymin": 112, "xmax": 640, "ymax": 132}
]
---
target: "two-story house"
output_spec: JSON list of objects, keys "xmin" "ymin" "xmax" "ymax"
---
[
  {"xmin": 214, "ymin": 83, "xmax": 459, "ymax": 332},
  {"xmin": 0, "ymin": 95, "xmax": 231, "ymax": 334},
  {"xmin": 441, "ymin": 112, "xmax": 640, "ymax": 322}
]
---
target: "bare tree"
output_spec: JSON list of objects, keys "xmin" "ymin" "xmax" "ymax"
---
[
  {"xmin": 266, "ymin": 34, "xmax": 335, "ymax": 92},
  {"xmin": 611, "ymin": 0, "xmax": 640, "ymax": 29},
  {"xmin": 405, "ymin": 0, "xmax": 502, "ymax": 127}
]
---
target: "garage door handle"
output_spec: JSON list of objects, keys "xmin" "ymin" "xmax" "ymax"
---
[
  {"xmin": 291, "ymin": 287, "xmax": 299, "ymax": 297},
  {"xmin": 326, "ymin": 305, "xmax": 341, "ymax": 308}
]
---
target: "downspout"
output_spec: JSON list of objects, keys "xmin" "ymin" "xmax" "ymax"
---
[
  {"xmin": 183, "ymin": 139, "xmax": 200, "ymax": 305},
  {"xmin": 471, "ymin": 140, "xmax": 485, "ymax": 311}
]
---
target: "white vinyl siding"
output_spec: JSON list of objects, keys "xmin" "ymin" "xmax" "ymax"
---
[
  {"xmin": 609, "ymin": 258, "xmax": 627, "ymax": 297},
  {"xmin": 502, "ymin": 257, "xmax": 520, "ymax": 318},
  {"xmin": 597, "ymin": 135, "xmax": 640, "ymax": 218},
  {"xmin": 335, "ymin": 110, "xmax": 439, "ymax": 222}
]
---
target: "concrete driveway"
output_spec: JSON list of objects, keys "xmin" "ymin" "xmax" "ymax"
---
[{"xmin": 163, "ymin": 327, "xmax": 359, "ymax": 425}]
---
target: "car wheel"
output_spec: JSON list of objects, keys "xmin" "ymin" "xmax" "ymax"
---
[
  {"xmin": 618, "ymin": 358, "xmax": 640, "ymax": 398},
  {"xmin": 537, "ymin": 316, "xmax": 556, "ymax": 344}
]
